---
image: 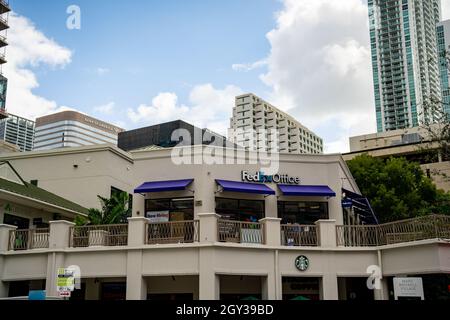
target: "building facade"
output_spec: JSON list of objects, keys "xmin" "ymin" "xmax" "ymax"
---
[
  {"xmin": 0, "ymin": 145, "xmax": 448, "ymax": 300},
  {"xmin": 34, "ymin": 111, "xmax": 124, "ymax": 151},
  {"xmin": 368, "ymin": 0, "xmax": 442, "ymax": 132},
  {"xmin": 228, "ymin": 94, "xmax": 323, "ymax": 154},
  {"xmin": 118, "ymin": 120, "xmax": 235, "ymax": 152},
  {"xmin": 0, "ymin": 0, "xmax": 10, "ymax": 119},
  {"xmin": 344, "ymin": 126, "xmax": 450, "ymax": 191},
  {"xmin": 437, "ymin": 19, "xmax": 450, "ymax": 116},
  {"xmin": 0, "ymin": 114, "xmax": 35, "ymax": 152}
]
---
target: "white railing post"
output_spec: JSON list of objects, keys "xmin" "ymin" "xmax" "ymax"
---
[
  {"xmin": 315, "ymin": 220, "xmax": 337, "ymax": 248},
  {"xmin": 49, "ymin": 221, "xmax": 74, "ymax": 249},
  {"xmin": 127, "ymin": 217, "xmax": 149, "ymax": 246},
  {"xmin": 198, "ymin": 213, "xmax": 220, "ymax": 243},
  {"xmin": 0, "ymin": 224, "xmax": 16, "ymax": 252},
  {"xmin": 259, "ymin": 218, "xmax": 281, "ymax": 246}
]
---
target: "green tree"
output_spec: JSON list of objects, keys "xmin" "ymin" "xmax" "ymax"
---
[
  {"xmin": 75, "ymin": 191, "xmax": 131, "ymax": 226},
  {"xmin": 347, "ymin": 154, "xmax": 449, "ymax": 223}
]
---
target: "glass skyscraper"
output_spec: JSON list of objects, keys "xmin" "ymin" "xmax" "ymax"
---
[
  {"xmin": 0, "ymin": 113, "xmax": 35, "ymax": 151},
  {"xmin": 437, "ymin": 20, "xmax": 450, "ymax": 116},
  {"xmin": 368, "ymin": 0, "xmax": 442, "ymax": 132},
  {"xmin": 0, "ymin": 0, "xmax": 9, "ymax": 119}
]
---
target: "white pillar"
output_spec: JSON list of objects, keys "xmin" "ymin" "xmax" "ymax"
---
[
  {"xmin": 374, "ymin": 278, "xmax": 389, "ymax": 300},
  {"xmin": 264, "ymin": 196, "xmax": 278, "ymax": 219},
  {"xmin": 45, "ymin": 221, "xmax": 74, "ymax": 298},
  {"xmin": 260, "ymin": 218, "xmax": 281, "ymax": 246},
  {"xmin": 132, "ymin": 194, "xmax": 146, "ymax": 218},
  {"xmin": 198, "ymin": 213, "xmax": 219, "ymax": 243},
  {"xmin": 0, "ymin": 224, "xmax": 16, "ymax": 298},
  {"xmin": 315, "ymin": 220, "xmax": 337, "ymax": 248},
  {"xmin": 321, "ymin": 273, "xmax": 339, "ymax": 300},
  {"xmin": 199, "ymin": 247, "xmax": 219, "ymax": 300},
  {"xmin": 48, "ymin": 221, "xmax": 74, "ymax": 249},
  {"xmin": 126, "ymin": 217, "xmax": 148, "ymax": 300}
]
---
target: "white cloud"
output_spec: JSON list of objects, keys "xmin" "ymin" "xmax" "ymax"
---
[
  {"xmin": 94, "ymin": 102, "xmax": 115, "ymax": 115},
  {"xmin": 261, "ymin": 0, "xmax": 376, "ymax": 153},
  {"xmin": 4, "ymin": 13, "xmax": 73, "ymax": 120},
  {"xmin": 127, "ymin": 84, "xmax": 242, "ymax": 135},
  {"xmin": 232, "ymin": 59, "xmax": 268, "ymax": 72},
  {"xmin": 95, "ymin": 67, "xmax": 110, "ymax": 76}
]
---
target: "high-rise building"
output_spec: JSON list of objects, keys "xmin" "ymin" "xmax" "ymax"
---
[
  {"xmin": 0, "ymin": 0, "xmax": 10, "ymax": 119},
  {"xmin": 34, "ymin": 111, "xmax": 124, "ymax": 151},
  {"xmin": 368, "ymin": 0, "xmax": 442, "ymax": 132},
  {"xmin": 437, "ymin": 20, "xmax": 450, "ymax": 116},
  {"xmin": 0, "ymin": 113, "xmax": 35, "ymax": 151},
  {"xmin": 228, "ymin": 94, "xmax": 323, "ymax": 154}
]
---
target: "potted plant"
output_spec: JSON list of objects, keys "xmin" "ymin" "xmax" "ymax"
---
[{"xmin": 74, "ymin": 192, "xmax": 131, "ymax": 247}]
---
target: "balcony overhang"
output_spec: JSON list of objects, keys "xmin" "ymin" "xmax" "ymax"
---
[{"xmin": 0, "ymin": 1, "xmax": 10, "ymax": 15}]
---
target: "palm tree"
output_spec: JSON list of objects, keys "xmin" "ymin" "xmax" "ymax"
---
[{"xmin": 75, "ymin": 192, "xmax": 131, "ymax": 226}]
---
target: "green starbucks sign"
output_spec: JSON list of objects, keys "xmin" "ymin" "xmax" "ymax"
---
[{"xmin": 295, "ymin": 255, "xmax": 309, "ymax": 271}]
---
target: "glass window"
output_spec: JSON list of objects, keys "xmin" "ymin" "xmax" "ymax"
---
[
  {"xmin": 278, "ymin": 202, "xmax": 329, "ymax": 225},
  {"xmin": 215, "ymin": 198, "xmax": 264, "ymax": 222},
  {"xmin": 145, "ymin": 198, "xmax": 194, "ymax": 221}
]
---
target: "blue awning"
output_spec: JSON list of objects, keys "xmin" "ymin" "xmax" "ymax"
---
[
  {"xmin": 278, "ymin": 185, "xmax": 336, "ymax": 197},
  {"xmin": 216, "ymin": 180, "xmax": 275, "ymax": 195},
  {"xmin": 134, "ymin": 179, "xmax": 194, "ymax": 193}
]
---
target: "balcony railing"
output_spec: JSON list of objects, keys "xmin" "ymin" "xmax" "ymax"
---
[
  {"xmin": 146, "ymin": 220, "xmax": 199, "ymax": 245},
  {"xmin": 8, "ymin": 229, "xmax": 49, "ymax": 251},
  {"xmin": 217, "ymin": 220, "xmax": 265, "ymax": 244},
  {"xmin": 337, "ymin": 215, "xmax": 450, "ymax": 247},
  {"xmin": 69, "ymin": 224, "xmax": 128, "ymax": 248},
  {"xmin": 281, "ymin": 224, "xmax": 318, "ymax": 247}
]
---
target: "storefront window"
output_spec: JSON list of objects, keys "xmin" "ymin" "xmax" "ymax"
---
[
  {"xmin": 215, "ymin": 198, "xmax": 264, "ymax": 222},
  {"xmin": 278, "ymin": 202, "xmax": 328, "ymax": 225},
  {"xmin": 145, "ymin": 198, "xmax": 194, "ymax": 222}
]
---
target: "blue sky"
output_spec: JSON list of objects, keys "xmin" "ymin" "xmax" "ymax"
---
[
  {"xmin": 9, "ymin": 0, "xmax": 279, "ymax": 126},
  {"xmin": 5, "ymin": 0, "xmax": 450, "ymax": 153}
]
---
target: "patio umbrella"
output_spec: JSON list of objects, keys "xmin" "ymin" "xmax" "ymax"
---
[{"xmin": 290, "ymin": 295, "xmax": 310, "ymax": 300}]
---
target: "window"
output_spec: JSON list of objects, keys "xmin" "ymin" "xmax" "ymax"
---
[
  {"xmin": 111, "ymin": 186, "xmax": 133, "ymax": 218},
  {"xmin": 145, "ymin": 198, "xmax": 194, "ymax": 221},
  {"xmin": 215, "ymin": 198, "xmax": 264, "ymax": 222},
  {"xmin": 278, "ymin": 202, "xmax": 328, "ymax": 225}
]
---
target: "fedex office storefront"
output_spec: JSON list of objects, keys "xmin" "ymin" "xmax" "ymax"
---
[
  {"xmin": 123, "ymin": 147, "xmax": 384, "ymax": 300},
  {"xmin": 131, "ymin": 148, "xmax": 361, "ymax": 227}
]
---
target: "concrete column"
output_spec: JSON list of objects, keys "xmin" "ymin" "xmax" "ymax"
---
[
  {"xmin": 374, "ymin": 278, "xmax": 389, "ymax": 300},
  {"xmin": 199, "ymin": 247, "xmax": 219, "ymax": 300},
  {"xmin": 126, "ymin": 251, "xmax": 147, "ymax": 300},
  {"xmin": 321, "ymin": 273, "xmax": 339, "ymax": 300},
  {"xmin": 45, "ymin": 221, "xmax": 74, "ymax": 298},
  {"xmin": 262, "ymin": 273, "xmax": 277, "ymax": 300},
  {"xmin": 0, "ymin": 225, "xmax": 16, "ymax": 298},
  {"xmin": 132, "ymin": 194, "xmax": 146, "ymax": 218},
  {"xmin": 315, "ymin": 220, "xmax": 337, "ymax": 248},
  {"xmin": 126, "ymin": 217, "xmax": 148, "ymax": 300},
  {"xmin": 127, "ymin": 217, "xmax": 149, "ymax": 246},
  {"xmin": 49, "ymin": 221, "xmax": 74, "ymax": 249},
  {"xmin": 260, "ymin": 218, "xmax": 281, "ymax": 246},
  {"xmin": 264, "ymin": 195, "xmax": 278, "ymax": 218},
  {"xmin": 0, "ymin": 224, "xmax": 16, "ymax": 252},
  {"xmin": 198, "ymin": 213, "xmax": 219, "ymax": 243}
]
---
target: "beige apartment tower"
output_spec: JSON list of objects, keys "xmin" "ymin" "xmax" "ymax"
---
[{"xmin": 228, "ymin": 94, "xmax": 323, "ymax": 154}]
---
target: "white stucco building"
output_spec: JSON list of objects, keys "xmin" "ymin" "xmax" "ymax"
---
[{"xmin": 0, "ymin": 144, "xmax": 448, "ymax": 300}]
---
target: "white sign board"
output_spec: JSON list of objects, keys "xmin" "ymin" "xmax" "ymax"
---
[
  {"xmin": 146, "ymin": 211, "xmax": 170, "ymax": 223},
  {"xmin": 393, "ymin": 277, "xmax": 424, "ymax": 300}
]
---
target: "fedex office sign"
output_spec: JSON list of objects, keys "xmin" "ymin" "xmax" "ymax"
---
[{"xmin": 242, "ymin": 171, "xmax": 300, "ymax": 185}]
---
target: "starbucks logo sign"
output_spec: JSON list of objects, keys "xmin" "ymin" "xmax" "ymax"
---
[{"xmin": 295, "ymin": 255, "xmax": 309, "ymax": 271}]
